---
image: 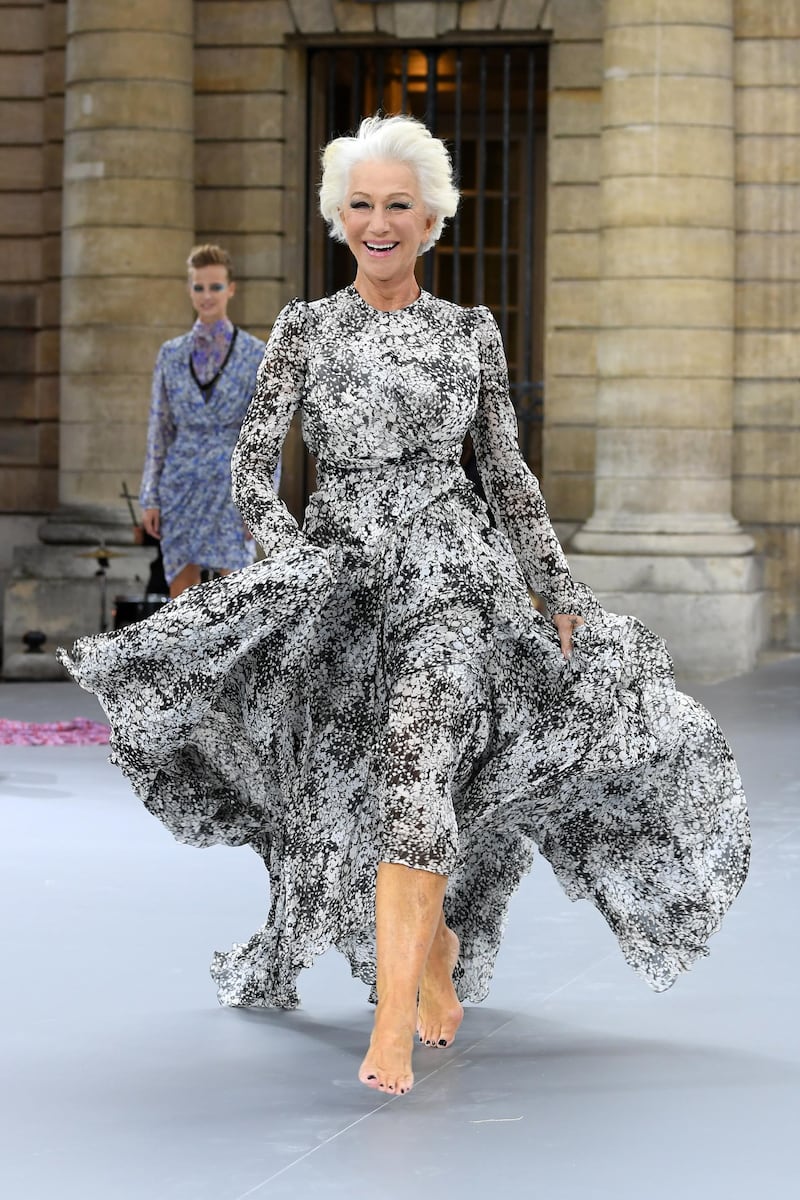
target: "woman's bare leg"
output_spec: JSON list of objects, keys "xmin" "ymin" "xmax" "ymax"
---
[
  {"xmin": 417, "ymin": 911, "xmax": 463, "ymax": 1048},
  {"xmin": 169, "ymin": 563, "xmax": 201, "ymax": 598},
  {"xmin": 358, "ymin": 862, "xmax": 446, "ymax": 1095}
]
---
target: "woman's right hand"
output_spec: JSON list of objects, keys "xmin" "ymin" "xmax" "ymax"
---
[{"xmin": 141, "ymin": 508, "xmax": 161, "ymax": 539}]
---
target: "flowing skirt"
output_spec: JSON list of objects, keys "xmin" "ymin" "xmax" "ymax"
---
[{"xmin": 59, "ymin": 463, "xmax": 749, "ymax": 1007}]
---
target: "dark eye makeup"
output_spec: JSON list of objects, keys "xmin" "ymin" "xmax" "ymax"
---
[{"xmin": 348, "ymin": 200, "xmax": 414, "ymax": 211}]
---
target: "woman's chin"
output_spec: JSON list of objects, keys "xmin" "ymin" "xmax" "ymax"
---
[{"xmin": 359, "ymin": 257, "xmax": 410, "ymax": 284}]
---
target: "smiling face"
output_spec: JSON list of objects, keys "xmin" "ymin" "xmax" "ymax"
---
[
  {"xmin": 188, "ymin": 264, "xmax": 236, "ymax": 325},
  {"xmin": 339, "ymin": 159, "xmax": 436, "ymax": 294}
]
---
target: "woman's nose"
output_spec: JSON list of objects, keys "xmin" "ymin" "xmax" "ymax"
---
[{"xmin": 367, "ymin": 206, "xmax": 390, "ymax": 233}]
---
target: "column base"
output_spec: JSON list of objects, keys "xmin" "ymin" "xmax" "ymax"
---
[
  {"xmin": 39, "ymin": 504, "xmax": 139, "ymax": 546},
  {"xmin": 2, "ymin": 539, "xmax": 159, "ymax": 680},
  {"xmin": 567, "ymin": 551, "xmax": 768, "ymax": 682},
  {"xmin": 571, "ymin": 516, "xmax": 755, "ymax": 558}
]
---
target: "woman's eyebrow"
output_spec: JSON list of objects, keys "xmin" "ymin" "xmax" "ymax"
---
[{"xmin": 349, "ymin": 191, "xmax": 414, "ymax": 200}]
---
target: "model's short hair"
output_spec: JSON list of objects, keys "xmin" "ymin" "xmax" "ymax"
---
[
  {"xmin": 186, "ymin": 243, "xmax": 234, "ymax": 281},
  {"xmin": 319, "ymin": 114, "xmax": 460, "ymax": 254}
]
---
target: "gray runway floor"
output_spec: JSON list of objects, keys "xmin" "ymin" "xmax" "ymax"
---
[{"xmin": 1, "ymin": 658, "xmax": 798, "ymax": 1199}]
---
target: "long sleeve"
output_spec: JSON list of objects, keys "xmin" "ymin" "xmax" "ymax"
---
[
  {"xmin": 139, "ymin": 346, "xmax": 176, "ymax": 510},
  {"xmin": 469, "ymin": 307, "xmax": 581, "ymax": 616},
  {"xmin": 230, "ymin": 300, "xmax": 308, "ymax": 557}
]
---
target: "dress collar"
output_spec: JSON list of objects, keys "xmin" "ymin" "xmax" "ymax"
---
[
  {"xmin": 191, "ymin": 317, "xmax": 234, "ymax": 344},
  {"xmin": 345, "ymin": 284, "xmax": 429, "ymax": 317}
]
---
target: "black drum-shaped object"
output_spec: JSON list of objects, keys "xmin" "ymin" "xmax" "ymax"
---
[{"xmin": 112, "ymin": 594, "xmax": 169, "ymax": 630}]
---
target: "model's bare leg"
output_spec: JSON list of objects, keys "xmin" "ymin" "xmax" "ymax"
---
[
  {"xmin": 358, "ymin": 862, "xmax": 446, "ymax": 1096},
  {"xmin": 169, "ymin": 563, "xmax": 201, "ymax": 598},
  {"xmin": 417, "ymin": 911, "xmax": 463, "ymax": 1048}
]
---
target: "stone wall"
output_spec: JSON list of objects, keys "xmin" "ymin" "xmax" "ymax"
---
[
  {"xmin": 546, "ymin": 0, "xmax": 800, "ymax": 653},
  {"xmin": 541, "ymin": 0, "xmax": 602, "ymax": 531},
  {"xmin": 0, "ymin": 0, "xmax": 62, "ymax": 520},
  {"xmin": 733, "ymin": 0, "xmax": 800, "ymax": 648},
  {"xmin": 194, "ymin": 1, "xmax": 289, "ymax": 335},
  {"xmin": 0, "ymin": 0, "xmax": 64, "ymax": 636},
  {"xmin": 59, "ymin": 0, "xmax": 195, "ymax": 513},
  {"xmin": 1, "ymin": 0, "xmax": 799, "ymax": 664}
]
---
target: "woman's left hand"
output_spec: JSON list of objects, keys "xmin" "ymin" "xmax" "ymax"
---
[{"xmin": 553, "ymin": 613, "xmax": 584, "ymax": 658}]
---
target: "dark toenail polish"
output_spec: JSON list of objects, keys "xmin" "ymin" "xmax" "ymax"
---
[
  {"xmin": 438, "ymin": 1039, "xmax": 447, "ymax": 1046},
  {"xmin": 367, "ymin": 1074, "xmax": 376, "ymax": 1080}
]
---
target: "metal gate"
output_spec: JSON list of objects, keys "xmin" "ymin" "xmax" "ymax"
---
[{"xmin": 306, "ymin": 44, "xmax": 548, "ymax": 472}]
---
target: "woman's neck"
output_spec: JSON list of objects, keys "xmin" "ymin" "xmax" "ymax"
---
[{"xmin": 352, "ymin": 272, "xmax": 421, "ymax": 312}]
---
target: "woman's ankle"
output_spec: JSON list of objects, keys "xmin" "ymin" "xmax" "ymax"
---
[{"xmin": 374, "ymin": 994, "xmax": 417, "ymax": 1024}]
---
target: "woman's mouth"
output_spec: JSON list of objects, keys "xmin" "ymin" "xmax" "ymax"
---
[{"xmin": 364, "ymin": 242, "xmax": 399, "ymax": 257}]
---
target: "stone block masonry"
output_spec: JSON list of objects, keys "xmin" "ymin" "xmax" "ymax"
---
[
  {"xmin": 734, "ymin": 2, "xmax": 800, "ymax": 646},
  {"xmin": 1, "ymin": 0, "xmax": 798, "ymax": 675}
]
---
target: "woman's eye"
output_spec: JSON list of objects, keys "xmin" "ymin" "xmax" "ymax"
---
[
  {"xmin": 389, "ymin": 202, "xmax": 411, "ymax": 210},
  {"xmin": 350, "ymin": 201, "xmax": 370, "ymax": 210}
]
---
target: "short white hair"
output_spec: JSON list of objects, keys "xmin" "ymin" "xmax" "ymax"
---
[{"xmin": 319, "ymin": 114, "xmax": 460, "ymax": 254}]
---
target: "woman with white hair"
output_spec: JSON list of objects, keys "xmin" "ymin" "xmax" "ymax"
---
[{"xmin": 61, "ymin": 116, "xmax": 748, "ymax": 1099}]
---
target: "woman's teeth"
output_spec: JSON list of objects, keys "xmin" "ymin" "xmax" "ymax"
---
[{"xmin": 366, "ymin": 242, "xmax": 398, "ymax": 254}]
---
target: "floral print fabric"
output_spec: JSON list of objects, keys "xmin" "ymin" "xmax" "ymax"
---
[
  {"xmin": 190, "ymin": 317, "xmax": 234, "ymax": 385},
  {"xmin": 60, "ymin": 286, "xmax": 749, "ymax": 1009},
  {"xmin": 139, "ymin": 327, "xmax": 265, "ymax": 583}
]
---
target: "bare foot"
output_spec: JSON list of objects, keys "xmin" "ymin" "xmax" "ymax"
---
[
  {"xmin": 358, "ymin": 1002, "xmax": 415, "ymax": 1095},
  {"xmin": 417, "ymin": 924, "xmax": 463, "ymax": 1048}
]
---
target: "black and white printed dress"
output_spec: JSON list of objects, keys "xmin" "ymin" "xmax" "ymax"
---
[{"xmin": 60, "ymin": 286, "xmax": 750, "ymax": 1008}]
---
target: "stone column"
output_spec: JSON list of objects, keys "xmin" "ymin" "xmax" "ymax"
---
[
  {"xmin": 569, "ymin": 0, "xmax": 765, "ymax": 679},
  {"xmin": 3, "ymin": 1, "xmax": 195, "ymax": 676},
  {"xmin": 53, "ymin": 0, "xmax": 194, "ymax": 534}
]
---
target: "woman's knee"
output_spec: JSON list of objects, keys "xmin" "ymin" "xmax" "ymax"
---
[{"xmin": 375, "ymin": 665, "xmax": 487, "ymax": 873}]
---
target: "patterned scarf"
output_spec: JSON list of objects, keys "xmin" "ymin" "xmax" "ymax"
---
[{"xmin": 191, "ymin": 318, "xmax": 234, "ymax": 385}]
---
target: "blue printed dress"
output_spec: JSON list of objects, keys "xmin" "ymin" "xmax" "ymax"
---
[{"xmin": 140, "ymin": 319, "xmax": 266, "ymax": 583}]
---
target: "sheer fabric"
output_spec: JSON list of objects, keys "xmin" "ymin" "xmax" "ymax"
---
[{"xmin": 61, "ymin": 287, "xmax": 749, "ymax": 1008}]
